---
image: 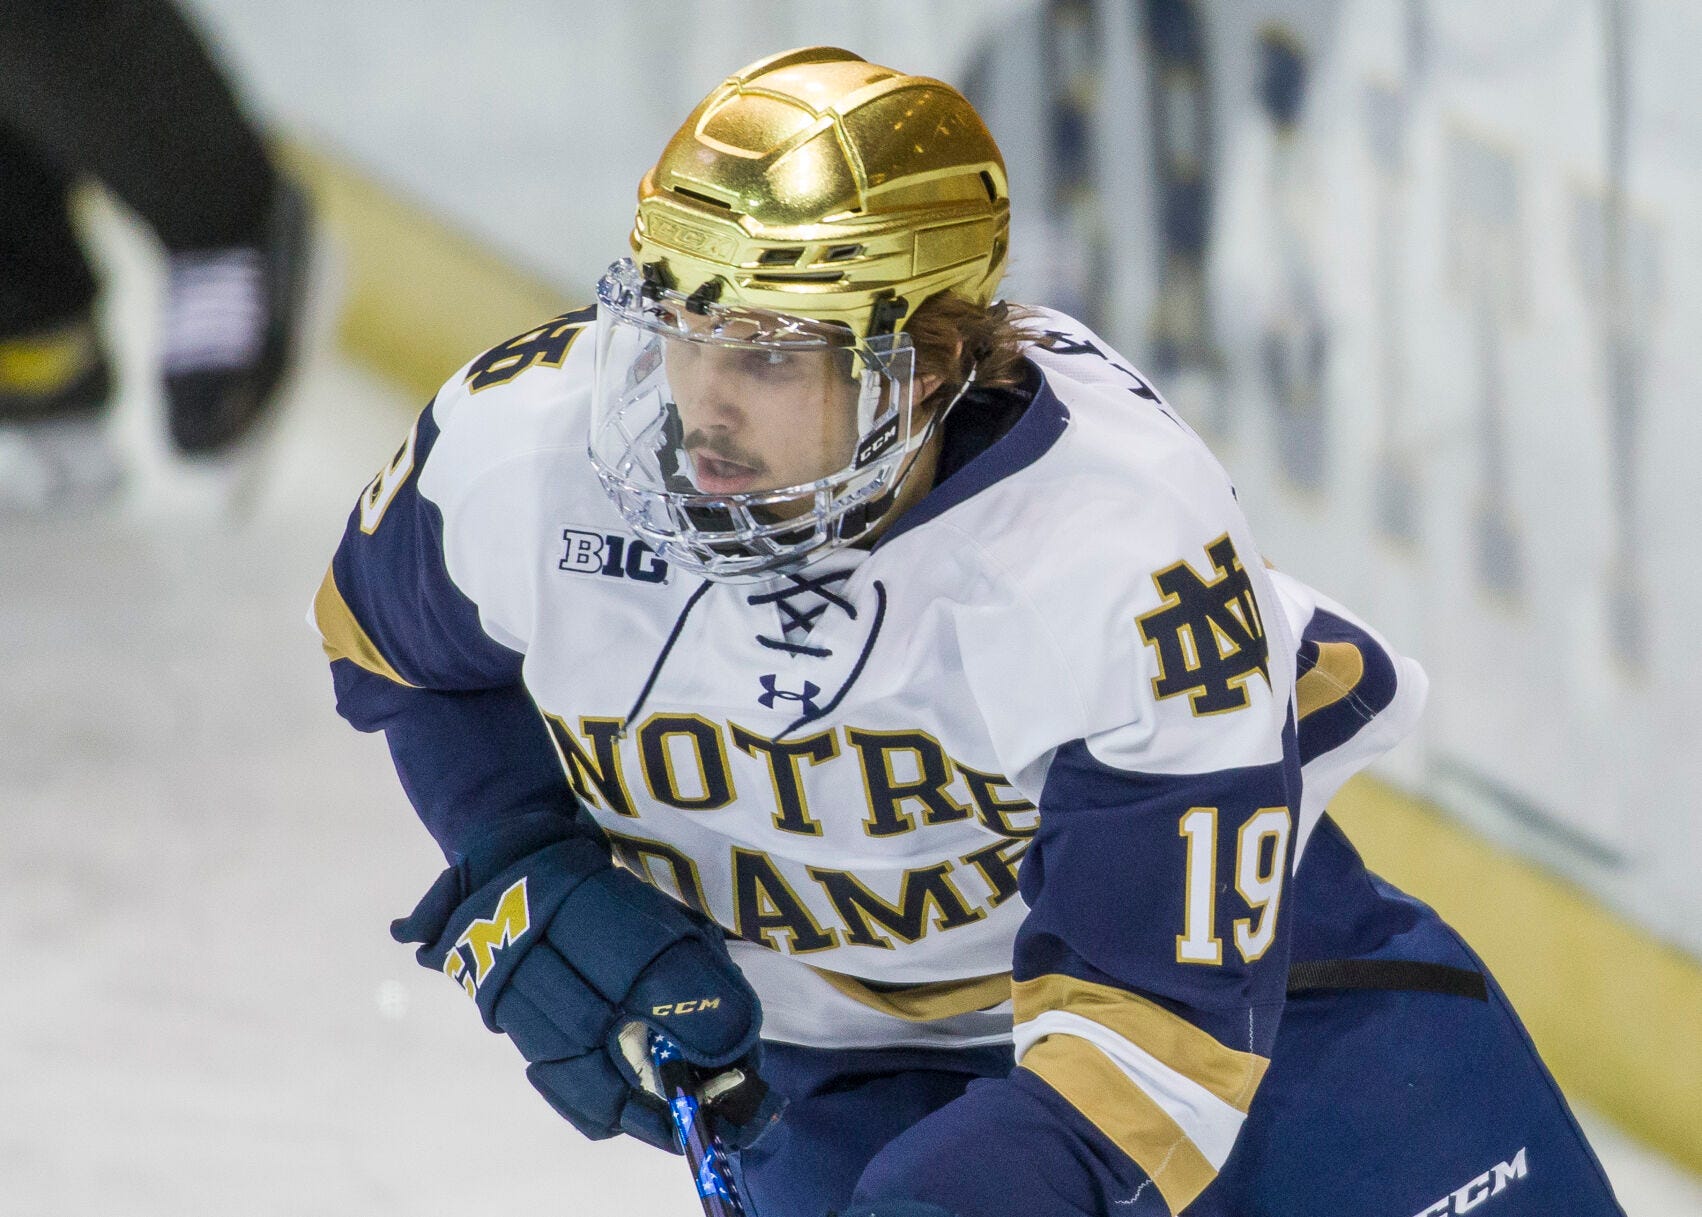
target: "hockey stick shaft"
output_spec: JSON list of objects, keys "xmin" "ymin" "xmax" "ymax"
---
[{"xmin": 651, "ymin": 1033, "xmax": 747, "ymax": 1217}]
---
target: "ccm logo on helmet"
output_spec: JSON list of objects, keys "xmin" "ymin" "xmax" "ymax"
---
[
  {"xmin": 560, "ymin": 528, "xmax": 670, "ymax": 583},
  {"xmin": 854, "ymin": 415, "xmax": 900, "ymax": 468},
  {"xmin": 651, "ymin": 997, "xmax": 723, "ymax": 1017},
  {"xmin": 645, "ymin": 213, "xmax": 738, "ymax": 261},
  {"xmin": 1412, "ymin": 1149, "xmax": 1528, "ymax": 1217}
]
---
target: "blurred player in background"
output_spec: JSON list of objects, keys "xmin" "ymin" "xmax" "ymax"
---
[
  {"xmin": 316, "ymin": 47, "xmax": 1624, "ymax": 1217},
  {"xmin": 0, "ymin": 0, "xmax": 308, "ymax": 510}
]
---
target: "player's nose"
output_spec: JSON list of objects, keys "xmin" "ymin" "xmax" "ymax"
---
[{"xmin": 677, "ymin": 375, "xmax": 747, "ymax": 427}]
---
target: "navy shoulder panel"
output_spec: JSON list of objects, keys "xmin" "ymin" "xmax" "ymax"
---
[
  {"xmin": 318, "ymin": 399, "xmax": 523, "ymax": 709},
  {"xmin": 1294, "ymin": 608, "xmax": 1398, "ymax": 766},
  {"xmin": 874, "ymin": 358, "xmax": 1070, "ymax": 547}
]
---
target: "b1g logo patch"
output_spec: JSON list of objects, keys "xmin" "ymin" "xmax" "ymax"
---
[
  {"xmin": 559, "ymin": 528, "xmax": 670, "ymax": 584},
  {"xmin": 1137, "ymin": 534, "xmax": 1270, "ymax": 715}
]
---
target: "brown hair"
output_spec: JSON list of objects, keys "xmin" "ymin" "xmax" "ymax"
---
[{"xmin": 903, "ymin": 293, "xmax": 1043, "ymax": 411}]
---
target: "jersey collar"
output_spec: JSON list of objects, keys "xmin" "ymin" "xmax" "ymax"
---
[{"xmin": 873, "ymin": 357, "xmax": 1070, "ymax": 550}]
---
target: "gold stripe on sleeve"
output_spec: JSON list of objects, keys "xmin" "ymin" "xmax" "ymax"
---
[
  {"xmin": 1295, "ymin": 640, "xmax": 1365, "ymax": 721},
  {"xmin": 1021, "ymin": 1034, "xmax": 1218, "ymax": 1216},
  {"xmin": 313, "ymin": 563, "xmax": 417, "ymax": 688},
  {"xmin": 1013, "ymin": 974, "xmax": 1267, "ymax": 1112},
  {"xmin": 808, "ymin": 967, "xmax": 1012, "ymax": 1022}
]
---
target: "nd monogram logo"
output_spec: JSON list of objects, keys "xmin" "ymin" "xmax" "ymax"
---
[
  {"xmin": 1137, "ymin": 535, "xmax": 1270, "ymax": 716},
  {"xmin": 758, "ymin": 674, "xmax": 821, "ymax": 717},
  {"xmin": 443, "ymin": 878, "xmax": 531, "ymax": 999}
]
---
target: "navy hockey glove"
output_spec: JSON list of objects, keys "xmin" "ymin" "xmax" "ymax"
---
[{"xmin": 390, "ymin": 811, "xmax": 779, "ymax": 1151}]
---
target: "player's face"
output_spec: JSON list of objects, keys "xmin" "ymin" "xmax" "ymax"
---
[{"xmin": 663, "ymin": 316, "xmax": 862, "ymax": 503}]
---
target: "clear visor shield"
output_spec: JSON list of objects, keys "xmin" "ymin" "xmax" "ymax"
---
[{"xmin": 589, "ymin": 259, "xmax": 916, "ymax": 578}]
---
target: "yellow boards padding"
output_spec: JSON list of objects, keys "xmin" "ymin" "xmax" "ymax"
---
[{"xmin": 1331, "ymin": 776, "xmax": 1702, "ymax": 1173}]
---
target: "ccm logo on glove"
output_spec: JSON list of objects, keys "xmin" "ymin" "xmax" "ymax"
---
[
  {"xmin": 651, "ymin": 997, "xmax": 722, "ymax": 1017},
  {"xmin": 443, "ymin": 877, "xmax": 531, "ymax": 997}
]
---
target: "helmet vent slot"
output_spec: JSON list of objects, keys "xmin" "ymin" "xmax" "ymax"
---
[
  {"xmin": 759, "ymin": 247, "xmax": 805, "ymax": 265},
  {"xmin": 824, "ymin": 244, "xmax": 863, "ymax": 262},
  {"xmin": 750, "ymin": 271, "xmax": 846, "ymax": 284},
  {"xmin": 671, "ymin": 185, "xmax": 734, "ymax": 210},
  {"xmin": 978, "ymin": 171, "xmax": 998, "ymax": 202}
]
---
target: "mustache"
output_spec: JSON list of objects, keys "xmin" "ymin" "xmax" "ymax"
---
[{"xmin": 681, "ymin": 429, "xmax": 768, "ymax": 474}]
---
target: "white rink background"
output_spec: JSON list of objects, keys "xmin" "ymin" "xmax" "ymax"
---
[
  {"xmin": 0, "ymin": 213, "xmax": 708, "ymax": 1216},
  {"xmin": 2, "ymin": 2, "xmax": 1699, "ymax": 1214},
  {"xmin": 0, "ymin": 178, "xmax": 1694, "ymax": 1217}
]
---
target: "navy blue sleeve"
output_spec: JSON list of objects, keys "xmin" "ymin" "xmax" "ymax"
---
[
  {"xmin": 857, "ymin": 726, "xmax": 1302, "ymax": 1217},
  {"xmin": 1016, "ymin": 737, "xmax": 1299, "ymax": 1040},
  {"xmin": 854, "ymin": 1065, "xmax": 1159, "ymax": 1215},
  {"xmin": 313, "ymin": 400, "xmax": 580, "ymax": 859}
]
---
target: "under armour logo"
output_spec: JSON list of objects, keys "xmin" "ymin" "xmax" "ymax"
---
[{"xmin": 758, "ymin": 674, "xmax": 820, "ymax": 716}]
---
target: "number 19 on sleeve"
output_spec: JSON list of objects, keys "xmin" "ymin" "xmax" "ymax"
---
[{"xmin": 1175, "ymin": 805, "xmax": 1292, "ymax": 966}]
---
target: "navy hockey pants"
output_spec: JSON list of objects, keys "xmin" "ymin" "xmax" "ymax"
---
[{"xmin": 730, "ymin": 918, "xmax": 1626, "ymax": 1216}]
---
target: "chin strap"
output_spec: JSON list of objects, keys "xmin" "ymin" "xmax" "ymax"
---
[{"xmin": 905, "ymin": 362, "xmax": 979, "ymax": 460}]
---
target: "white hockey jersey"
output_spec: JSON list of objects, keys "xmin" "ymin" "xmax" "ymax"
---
[{"xmin": 315, "ymin": 304, "xmax": 1425, "ymax": 1213}]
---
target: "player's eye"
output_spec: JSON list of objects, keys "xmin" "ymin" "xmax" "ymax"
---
[{"xmin": 737, "ymin": 347, "xmax": 797, "ymax": 375}]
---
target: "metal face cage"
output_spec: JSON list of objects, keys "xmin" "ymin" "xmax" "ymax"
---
[{"xmin": 589, "ymin": 258, "xmax": 917, "ymax": 581}]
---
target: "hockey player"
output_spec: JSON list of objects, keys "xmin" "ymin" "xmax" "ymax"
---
[{"xmin": 315, "ymin": 48, "xmax": 1624, "ymax": 1217}]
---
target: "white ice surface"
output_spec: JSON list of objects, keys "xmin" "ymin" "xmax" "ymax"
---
[
  {"xmin": 2, "ymin": 210, "xmax": 1698, "ymax": 1217},
  {"xmin": 0, "ymin": 211, "xmax": 700, "ymax": 1217}
]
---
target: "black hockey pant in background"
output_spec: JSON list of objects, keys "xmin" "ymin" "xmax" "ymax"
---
[{"xmin": 0, "ymin": 0, "xmax": 278, "ymax": 334}]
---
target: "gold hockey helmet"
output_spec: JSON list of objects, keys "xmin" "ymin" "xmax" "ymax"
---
[{"xmin": 631, "ymin": 46, "xmax": 1010, "ymax": 339}]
